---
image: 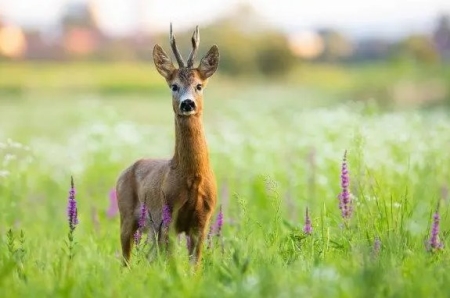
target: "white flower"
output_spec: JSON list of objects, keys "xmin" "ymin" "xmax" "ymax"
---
[
  {"xmin": 7, "ymin": 138, "xmax": 23, "ymax": 148},
  {"xmin": 0, "ymin": 170, "xmax": 10, "ymax": 178},
  {"xmin": 393, "ymin": 202, "xmax": 402, "ymax": 208},
  {"xmin": 3, "ymin": 154, "xmax": 16, "ymax": 166}
]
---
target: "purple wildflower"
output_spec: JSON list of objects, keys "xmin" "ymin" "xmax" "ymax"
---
[
  {"xmin": 162, "ymin": 204, "xmax": 172, "ymax": 229},
  {"xmin": 442, "ymin": 185, "xmax": 448, "ymax": 202},
  {"xmin": 134, "ymin": 230, "xmax": 142, "ymax": 246},
  {"xmin": 134, "ymin": 203, "xmax": 148, "ymax": 245},
  {"xmin": 186, "ymin": 235, "xmax": 192, "ymax": 251},
  {"xmin": 338, "ymin": 150, "xmax": 352, "ymax": 219},
  {"xmin": 214, "ymin": 205, "xmax": 223, "ymax": 237},
  {"xmin": 106, "ymin": 188, "xmax": 118, "ymax": 218},
  {"xmin": 303, "ymin": 207, "xmax": 312, "ymax": 235},
  {"xmin": 428, "ymin": 208, "xmax": 444, "ymax": 251},
  {"xmin": 138, "ymin": 203, "xmax": 148, "ymax": 230},
  {"xmin": 373, "ymin": 237, "xmax": 381, "ymax": 256},
  {"xmin": 207, "ymin": 225, "xmax": 213, "ymax": 248},
  {"xmin": 67, "ymin": 176, "xmax": 78, "ymax": 232}
]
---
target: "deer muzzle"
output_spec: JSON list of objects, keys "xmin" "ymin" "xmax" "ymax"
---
[{"xmin": 180, "ymin": 99, "xmax": 196, "ymax": 114}]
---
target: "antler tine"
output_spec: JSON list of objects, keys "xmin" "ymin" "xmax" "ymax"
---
[
  {"xmin": 170, "ymin": 23, "xmax": 185, "ymax": 68},
  {"xmin": 187, "ymin": 26, "xmax": 200, "ymax": 68}
]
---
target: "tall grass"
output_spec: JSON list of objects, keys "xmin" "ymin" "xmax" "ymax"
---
[{"xmin": 0, "ymin": 83, "xmax": 450, "ymax": 297}]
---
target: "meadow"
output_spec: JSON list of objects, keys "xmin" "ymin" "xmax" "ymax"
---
[{"xmin": 1, "ymin": 62, "xmax": 450, "ymax": 297}]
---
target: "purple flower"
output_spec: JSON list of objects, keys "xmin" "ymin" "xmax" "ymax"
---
[
  {"xmin": 138, "ymin": 203, "xmax": 148, "ymax": 230},
  {"xmin": 134, "ymin": 203, "xmax": 148, "ymax": 245},
  {"xmin": 373, "ymin": 237, "xmax": 381, "ymax": 256},
  {"xmin": 67, "ymin": 176, "xmax": 78, "ymax": 232},
  {"xmin": 214, "ymin": 205, "xmax": 223, "ymax": 237},
  {"xmin": 162, "ymin": 204, "xmax": 172, "ymax": 229},
  {"xmin": 303, "ymin": 207, "xmax": 312, "ymax": 235},
  {"xmin": 442, "ymin": 185, "xmax": 448, "ymax": 202},
  {"xmin": 134, "ymin": 230, "xmax": 142, "ymax": 246},
  {"xmin": 207, "ymin": 205, "xmax": 224, "ymax": 246},
  {"xmin": 106, "ymin": 188, "xmax": 118, "ymax": 218},
  {"xmin": 428, "ymin": 209, "xmax": 444, "ymax": 251},
  {"xmin": 207, "ymin": 225, "xmax": 213, "ymax": 249},
  {"xmin": 338, "ymin": 150, "xmax": 352, "ymax": 219},
  {"xmin": 186, "ymin": 235, "xmax": 192, "ymax": 251}
]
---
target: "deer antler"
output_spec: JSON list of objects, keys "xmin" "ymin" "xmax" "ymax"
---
[
  {"xmin": 187, "ymin": 26, "xmax": 200, "ymax": 68},
  {"xmin": 170, "ymin": 23, "xmax": 185, "ymax": 68}
]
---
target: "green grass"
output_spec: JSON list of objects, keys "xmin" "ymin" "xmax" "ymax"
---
[
  {"xmin": 0, "ymin": 62, "xmax": 166, "ymax": 95},
  {"xmin": 1, "ymin": 73, "xmax": 450, "ymax": 297},
  {"xmin": 2, "ymin": 61, "xmax": 448, "ymax": 109}
]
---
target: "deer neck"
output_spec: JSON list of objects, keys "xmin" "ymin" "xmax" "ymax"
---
[{"xmin": 172, "ymin": 115, "xmax": 210, "ymax": 174}]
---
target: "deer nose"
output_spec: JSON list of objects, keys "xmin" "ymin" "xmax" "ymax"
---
[{"xmin": 180, "ymin": 99, "xmax": 196, "ymax": 113}]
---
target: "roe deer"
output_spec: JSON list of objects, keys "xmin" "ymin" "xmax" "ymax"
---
[{"xmin": 116, "ymin": 24, "xmax": 219, "ymax": 266}]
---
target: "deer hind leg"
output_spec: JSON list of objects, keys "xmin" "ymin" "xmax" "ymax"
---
[
  {"xmin": 120, "ymin": 215, "xmax": 138, "ymax": 266},
  {"xmin": 117, "ymin": 182, "xmax": 139, "ymax": 266}
]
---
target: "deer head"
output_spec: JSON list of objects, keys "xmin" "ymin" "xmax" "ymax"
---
[{"xmin": 153, "ymin": 24, "xmax": 220, "ymax": 117}]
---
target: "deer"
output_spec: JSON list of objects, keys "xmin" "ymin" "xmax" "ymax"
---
[{"xmin": 116, "ymin": 24, "xmax": 219, "ymax": 266}]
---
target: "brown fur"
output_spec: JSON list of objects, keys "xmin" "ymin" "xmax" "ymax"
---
[{"xmin": 116, "ymin": 25, "xmax": 219, "ymax": 266}]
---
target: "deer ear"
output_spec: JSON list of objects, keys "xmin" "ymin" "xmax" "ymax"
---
[
  {"xmin": 198, "ymin": 45, "xmax": 220, "ymax": 79},
  {"xmin": 153, "ymin": 44, "xmax": 176, "ymax": 80}
]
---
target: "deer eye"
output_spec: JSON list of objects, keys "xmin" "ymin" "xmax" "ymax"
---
[
  {"xmin": 171, "ymin": 84, "xmax": 179, "ymax": 92},
  {"xmin": 196, "ymin": 84, "xmax": 203, "ymax": 91}
]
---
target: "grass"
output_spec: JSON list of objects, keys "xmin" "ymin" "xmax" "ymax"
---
[{"xmin": 1, "ymin": 65, "xmax": 450, "ymax": 297}]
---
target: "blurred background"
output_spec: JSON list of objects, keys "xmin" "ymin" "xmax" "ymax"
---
[{"xmin": 0, "ymin": 0, "xmax": 449, "ymax": 109}]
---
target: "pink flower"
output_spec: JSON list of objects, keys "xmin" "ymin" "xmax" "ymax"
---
[
  {"xmin": 134, "ymin": 203, "xmax": 148, "ymax": 245},
  {"xmin": 373, "ymin": 237, "xmax": 381, "ymax": 256},
  {"xmin": 214, "ymin": 205, "xmax": 223, "ymax": 237},
  {"xmin": 338, "ymin": 150, "xmax": 352, "ymax": 219},
  {"xmin": 428, "ymin": 208, "xmax": 444, "ymax": 252},
  {"xmin": 67, "ymin": 176, "xmax": 78, "ymax": 232},
  {"xmin": 106, "ymin": 188, "xmax": 118, "ymax": 218},
  {"xmin": 303, "ymin": 207, "xmax": 312, "ymax": 235},
  {"xmin": 162, "ymin": 204, "xmax": 172, "ymax": 229}
]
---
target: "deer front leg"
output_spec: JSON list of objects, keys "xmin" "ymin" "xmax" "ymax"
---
[
  {"xmin": 144, "ymin": 219, "xmax": 160, "ymax": 262},
  {"xmin": 157, "ymin": 218, "xmax": 174, "ymax": 257},
  {"xmin": 188, "ymin": 225, "xmax": 209, "ymax": 265}
]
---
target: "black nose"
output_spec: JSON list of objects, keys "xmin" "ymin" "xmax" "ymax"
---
[{"xmin": 180, "ymin": 99, "xmax": 196, "ymax": 112}]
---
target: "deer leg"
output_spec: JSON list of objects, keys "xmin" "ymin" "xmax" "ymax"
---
[
  {"xmin": 187, "ymin": 233, "xmax": 196, "ymax": 259},
  {"xmin": 188, "ymin": 227, "xmax": 208, "ymax": 265},
  {"xmin": 145, "ymin": 219, "xmax": 159, "ymax": 262},
  {"xmin": 120, "ymin": 214, "xmax": 138, "ymax": 266},
  {"xmin": 157, "ymin": 220, "xmax": 174, "ymax": 257}
]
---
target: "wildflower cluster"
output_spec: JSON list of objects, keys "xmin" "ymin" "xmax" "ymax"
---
[
  {"xmin": 303, "ymin": 207, "xmax": 312, "ymax": 235},
  {"xmin": 338, "ymin": 150, "xmax": 352, "ymax": 219},
  {"xmin": 428, "ymin": 206, "xmax": 444, "ymax": 252},
  {"xmin": 162, "ymin": 204, "xmax": 172, "ymax": 229},
  {"xmin": 134, "ymin": 203, "xmax": 148, "ymax": 246},
  {"xmin": 68, "ymin": 176, "xmax": 78, "ymax": 232},
  {"xmin": 66, "ymin": 176, "xmax": 79, "ymax": 260},
  {"xmin": 207, "ymin": 205, "xmax": 224, "ymax": 250}
]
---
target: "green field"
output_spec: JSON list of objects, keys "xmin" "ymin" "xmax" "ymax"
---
[{"xmin": 1, "ymin": 62, "xmax": 450, "ymax": 297}]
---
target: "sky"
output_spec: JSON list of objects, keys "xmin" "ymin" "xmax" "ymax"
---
[{"xmin": 1, "ymin": 0, "xmax": 450, "ymax": 39}]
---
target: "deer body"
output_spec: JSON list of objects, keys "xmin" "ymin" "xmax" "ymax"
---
[{"xmin": 116, "ymin": 24, "xmax": 219, "ymax": 265}]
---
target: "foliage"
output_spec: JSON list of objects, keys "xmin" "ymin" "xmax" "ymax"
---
[
  {"xmin": 391, "ymin": 35, "xmax": 440, "ymax": 64},
  {"xmin": 1, "ymin": 62, "xmax": 449, "ymax": 111}
]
